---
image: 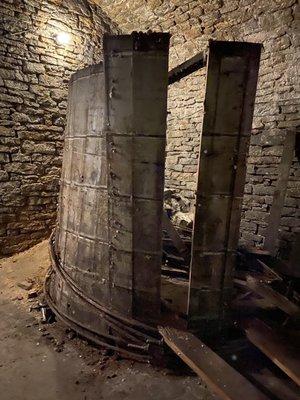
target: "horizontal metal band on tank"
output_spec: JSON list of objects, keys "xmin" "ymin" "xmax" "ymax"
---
[
  {"xmin": 45, "ymin": 275, "xmax": 152, "ymax": 363},
  {"xmin": 49, "ymin": 232, "xmax": 160, "ymax": 336},
  {"xmin": 45, "ymin": 231, "xmax": 163, "ymax": 361}
]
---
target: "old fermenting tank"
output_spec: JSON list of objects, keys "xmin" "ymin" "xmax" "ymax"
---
[
  {"xmin": 46, "ymin": 34, "xmax": 261, "ymax": 361},
  {"xmin": 45, "ymin": 33, "xmax": 170, "ymax": 361}
]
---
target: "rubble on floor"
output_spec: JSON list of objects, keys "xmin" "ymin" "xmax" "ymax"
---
[
  {"xmin": 0, "ymin": 240, "xmax": 215, "ymax": 400},
  {"xmin": 164, "ymin": 189, "xmax": 194, "ymax": 229}
]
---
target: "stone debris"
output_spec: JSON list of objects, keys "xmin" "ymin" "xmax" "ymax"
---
[
  {"xmin": 40, "ymin": 305, "xmax": 55, "ymax": 324},
  {"xmin": 27, "ymin": 290, "xmax": 38, "ymax": 299},
  {"xmin": 66, "ymin": 329, "xmax": 77, "ymax": 340},
  {"xmin": 164, "ymin": 189, "xmax": 194, "ymax": 229},
  {"xmin": 172, "ymin": 211, "xmax": 194, "ymax": 229},
  {"xmin": 17, "ymin": 281, "xmax": 34, "ymax": 291},
  {"xmin": 12, "ymin": 294, "xmax": 24, "ymax": 301}
]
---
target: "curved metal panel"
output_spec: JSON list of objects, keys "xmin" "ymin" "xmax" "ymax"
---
[
  {"xmin": 56, "ymin": 63, "xmax": 110, "ymax": 306},
  {"xmin": 47, "ymin": 63, "xmax": 160, "ymax": 360},
  {"xmin": 46, "ymin": 33, "xmax": 170, "ymax": 360}
]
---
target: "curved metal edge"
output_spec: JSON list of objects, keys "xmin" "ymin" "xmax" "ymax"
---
[
  {"xmin": 50, "ymin": 231, "xmax": 159, "ymax": 336},
  {"xmin": 45, "ymin": 231, "xmax": 164, "ymax": 362}
]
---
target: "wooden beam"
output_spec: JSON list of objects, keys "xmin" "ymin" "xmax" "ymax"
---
[
  {"xmin": 256, "ymin": 259, "xmax": 283, "ymax": 282},
  {"xmin": 264, "ymin": 131, "xmax": 296, "ymax": 255},
  {"xmin": 159, "ymin": 326, "xmax": 269, "ymax": 400},
  {"xmin": 244, "ymin": 319, "xmax": 300, "ymax": 386},
  {"xmin": 246, "ymin": 276, "xmax": 300, "ymax": 317},
  {"xmin": 250, "ymin": 369, "xmax": 300, "ymax": 400},
  {"xmin": 168, "ymin": 52, "xmax": 206, "ymax": 85}
]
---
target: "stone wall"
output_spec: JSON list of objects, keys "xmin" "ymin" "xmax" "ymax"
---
[
  {"xmin": 99, "ymin": 0, "xmax": 300, "ymax": 258},
  {"xmin": 1, "ymin": 0, "xmax": 299, "ymax": 258},
  {"xmin": 0, "ymin": 0, "xmax": 117, "ymax": 256}
]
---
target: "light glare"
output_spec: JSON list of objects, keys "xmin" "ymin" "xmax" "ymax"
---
[{"xmin": 56, "ymin": 32, "xmax": 71, "ymax": 46}]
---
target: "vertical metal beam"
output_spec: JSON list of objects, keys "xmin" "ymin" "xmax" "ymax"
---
[
  {"xmin": 188, "ymin": 40, "xmax": 261, "ymax": 332},
  {"xmin": 104, "ymin": 33, "xmax": 170, "ymax": 321}
]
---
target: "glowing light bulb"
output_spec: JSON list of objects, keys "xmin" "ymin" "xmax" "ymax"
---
[{"xmin": 56, "ymin": 32, "xmax": 71, "ymax": 46}]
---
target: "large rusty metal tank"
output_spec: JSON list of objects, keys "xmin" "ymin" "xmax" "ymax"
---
[
  {"xmin": 45, "ymin": 33, "xmax": 170, "ymax": 361},
  {"xmin": 45, "ymin": 33, "xmax": 261, "ymax": 362}
]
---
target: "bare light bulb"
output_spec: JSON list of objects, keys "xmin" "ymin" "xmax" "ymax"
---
[{"xmin": 56, "ymin": 32, "xmax": 71, "ymax": 46}]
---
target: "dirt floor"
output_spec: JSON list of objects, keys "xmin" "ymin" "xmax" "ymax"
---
[{"xmin": 0, "ymin": 240, "xmax": 216, "ymax": 400}]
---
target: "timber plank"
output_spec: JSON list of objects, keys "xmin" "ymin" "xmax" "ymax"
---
[
  {"xmin": 256, "ymin": 259, "xmax": 283, "ymax": 282},
  {"xmin": 250, "ymin": 369, "xmax": 300, "ymax": 400},
  {"xmin": 246, "ymin": 276, "xmax": 300, "ymax": 317},
  {"xmin": 244, "ymin": 319, "xmax": 300, "ymax": 386},
  {"xmin": 159, "ymin": 326, "xmax": 269, "ymax": 400}
]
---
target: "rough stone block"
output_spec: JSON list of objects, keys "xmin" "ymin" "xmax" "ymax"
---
[
  {"xmin": 0, "ymin": 170, "xmax": 9, "ymax": 181},
  {"xmin": 24, "ymin": 62, "xmax": 45, "ymax": 74}
]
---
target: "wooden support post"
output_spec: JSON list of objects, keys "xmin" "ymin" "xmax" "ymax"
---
[
  {"xmin": 188, "ymin": 40, "xmax": 262, "ymax": 332},
  {"xmin": 264, "ymin": 131, "xmax": 296, "ymax": 256},
  {"xmin": 104, "ymin": 33, "xmax": 170, "ymax": 321}
]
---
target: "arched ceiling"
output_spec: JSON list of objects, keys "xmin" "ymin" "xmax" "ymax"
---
[{"xmin": 90, "ymin": 0, "xmax": 216, "ymax": 67}]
